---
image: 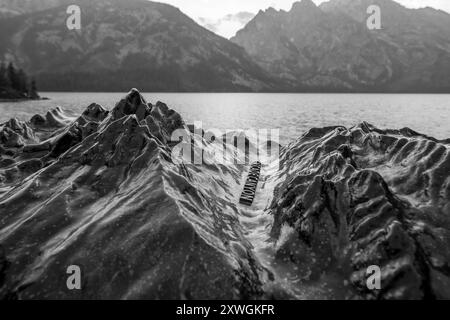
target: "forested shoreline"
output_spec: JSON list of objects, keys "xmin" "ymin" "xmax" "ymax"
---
[{"xmin": 0, "ymin": 61, "xmax": 39, "ymax": 100}]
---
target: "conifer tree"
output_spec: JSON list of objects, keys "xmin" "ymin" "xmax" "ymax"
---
[
  {"xmin": 17, "ymin": 69, "xmax": 28, "ymax": 94},
  {"xmin": 29, "ymin": 78, "xmax": 39, "ymax": 99},
  {"xmin": 0, "ymin": 61, "xmax": 8, "ymax": 87},
  {"xmin": 7, "ymin": 62, "xmax": 19, "ymax": 91}
]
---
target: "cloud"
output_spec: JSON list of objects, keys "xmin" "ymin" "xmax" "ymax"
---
[{"xmin": 197, "ymin": 12, "xmax": 255, "ymax": 38}]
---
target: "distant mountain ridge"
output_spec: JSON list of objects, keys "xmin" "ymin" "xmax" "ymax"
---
[
  {"xmin": 0, "ymin": 0, "xmax": 279, "ymax": 92},
  {"xmin": 0, "ymin": 0, "xmax": 67, "ymax": 17},
  {"xmin": 232, "ymin": 0, "xmax": 450, "ymax": 92},
  {"xmin": 1, "ymin": 0, "xmax": 450, "ymax": 92}
]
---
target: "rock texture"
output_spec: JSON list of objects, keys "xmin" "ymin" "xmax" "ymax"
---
[
  {"xmin": 0, "ymin": 0, "xmax": 67, "ymax": 17},
  {"xmin": 232, "ymin": 0, "xmax": 450, "ymax": 92},
  {"xmin": 0, "ymin": 89, "xmax": 266, "ymax": 299},
  {"xmin": 270, "ymin": 123, "xmax": 450, "ymax": 299},
  {"xmin": 0, "ymin": 89, "xmax": 449, "ymax": 300}
]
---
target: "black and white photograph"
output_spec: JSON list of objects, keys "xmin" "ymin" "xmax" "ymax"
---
[{"xmin": 0, "ymin": 0, "xmax": 449, "ymax": 305}]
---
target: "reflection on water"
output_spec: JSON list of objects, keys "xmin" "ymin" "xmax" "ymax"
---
[{"xmin": 1, "ymin": 92, "xmax": 449, "ymax": 144}]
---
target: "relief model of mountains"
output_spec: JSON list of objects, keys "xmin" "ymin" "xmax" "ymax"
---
[
  {"xmin": 1, "ymin": 0, "xmax": 450, "ymax": 92},
  {"xmin": 1, "ymin": 89, "xmax": 449, "ymax": 299}
]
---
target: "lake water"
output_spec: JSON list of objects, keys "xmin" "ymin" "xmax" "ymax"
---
[{"xmin": 1, "ymin": 92, "xmax": 449, "ymax": 144}]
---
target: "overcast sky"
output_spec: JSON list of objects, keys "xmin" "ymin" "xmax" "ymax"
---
[{"xmin": 159, "ymin": 0, "xmax": 450, "ymax": 19}]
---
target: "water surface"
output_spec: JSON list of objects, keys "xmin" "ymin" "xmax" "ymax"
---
[{"xmin": 1, "ymin": 93, "xmax": 449, "ymax": 144}]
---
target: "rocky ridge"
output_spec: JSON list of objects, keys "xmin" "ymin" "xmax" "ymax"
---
[
  {"xmin": 0, "ymin": 0, "xmax": 278, "ymax": 92},
  {"xmin": 232, "ymin": 0, "xmax": 450, "ymax": 92},
  {"xmin": 269, "ymin": 122, "xmax": 450, "ymax": 299},
  {"xmin": 0, "ymin": 89, "xmax": 266, "ymax": 299},
  {"xmin": 0, "ymin": 89, "xmax": 449, "ymax": 299}
]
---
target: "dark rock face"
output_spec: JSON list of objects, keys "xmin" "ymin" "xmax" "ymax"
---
[
  {"xmin": 0, "ymin": 118, "xmax": 37, "ymax": 148},
  {"xmin": 80, "ymin": 103, "xmax": 109, "ymax": 123},
  {"xmin": 0, "ymin": 245, "xmax": 10, "ymax": 291},
  {"xmin": 112, "ymin": 89, "xmax": 151, "ymax": 121},
  {"xmin": 30, "ymin": 114, "xmax": 46, "ymax": 126},
  {"xmin": 270, "ymin": 123, "xmax": 450, "ymax": 299}
]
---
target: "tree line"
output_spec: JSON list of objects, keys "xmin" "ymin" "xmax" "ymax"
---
[{"xmin": 0, "ymin": 61, "xmax": 39, "ymax": 99}]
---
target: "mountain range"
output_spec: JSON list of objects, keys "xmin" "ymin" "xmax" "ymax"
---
[
  {"xmin": 0, "ymin": 0, "xmax": 277, "ymax": 92},
  {"xmin": 232, "ymin": 0, "xmax": 450, "ymax": 92},
  {"xmin": 1, "ymin": 0, "xmax": 450, "ymax": 92}
]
